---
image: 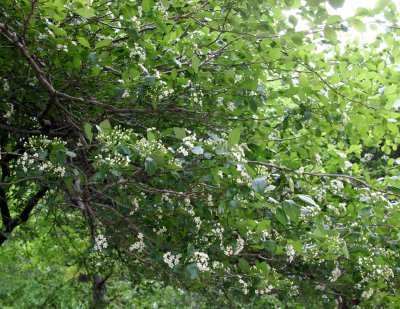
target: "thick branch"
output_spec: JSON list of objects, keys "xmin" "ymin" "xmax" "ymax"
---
[
  {"xmin": 0, "ymin": 187, "xmax": 11, "ymax": 228},
  {"xmin": 0, "ymin": 186, "xmax": 48, "ymax": 246}
]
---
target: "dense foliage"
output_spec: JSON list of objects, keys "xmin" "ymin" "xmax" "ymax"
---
[{"xmin": 1, "ymin": 0, "xmax": 400, "ymax": 307}]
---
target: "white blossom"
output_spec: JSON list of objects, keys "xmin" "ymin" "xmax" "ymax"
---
[
  {"xmin": 163, "ymin": 252, "xmax": 181, "ymax": 268},
  {"xmin": 329, "ymin": 267, "xmax": 341, "ymax": 282},
  {"xmin": 94, "ymin": 234, "xmax": 108, "ymax": 251}
]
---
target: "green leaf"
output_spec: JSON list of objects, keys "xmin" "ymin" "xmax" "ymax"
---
[
  {"xmin": 84, "ymin": 123, "xmax": 93, "ymax": 142},
  {"xmin": 384, "ymin": 85, "xmax": 396, "ymax": 95},
  {"xmin": 185, "ymin": 263, "xmax": 198, "ymax": 280},
  {"xmin": 275, "ymin": 208, "xmax": 289, "ymax": 225},
  {"xmin": 142, "ymin": 0, "xmax": 154, "ymax": 13},
  {"xmin": 192, "ymin": 146, "xmax": 204, "ymax": 155},
  {"xmin": 144, "ymin": 157, "xmax": 157, "ymax": 175},
  {"xmin": 388, "ymin": 185, "xmax": 400, "ymax": 195},
  {"xmin": 174, "ymin": 127, "xmax": 186, "ymax": 139},
  {"xmin": 324, "ymin": 27, "xmax": 337, "ymax": 42},
  {"xmin": 228, "ymin": 127, "xmax": 241, "ymax": 147},
  {"xmin": 76, "ymin": 7, "xmax": 96, "ymax": 18},
  {"xmin": 328, "ymin": 0, "xmax": 345, "ymax": 9},
  {"xmin": 289, "ymin": 178, "xmax": 295, "ymax": 192},
  {"xmin": 99, "ymin": 119, "xmax": 111, "ymax": 131},
  {"xmin": 283, "ymin": 200, "xmax": 301, "ymax": 222},
  {"xmin": 88, "ymin": 52, "xmax": 98, "ymax": 65},
  {"xmin": 78, "ymin": 37, "xmax": 91, "ymax": 48},
  {"xmin": 297, "ymin": 195, "xmax": 318, "ymax": 207},
  {"xmin": 128, "ymin": 28, "xmax": 138, "ymax": 41},
  {"xmin": 238, "ymin": 258, "xmax": 250, "ymax": 272},
  {"xmin": 229, "ymin": 199, "xmax": 241, "ymax": 210},
  {"xmin": 342, "ymin": 243, "xmax": 349, "ymax": 258},
  {"xmin": 49, "ymin": 26, "xmax": 67, "ymax": 36},
  {"xmin": 252, "ymin": 177, "xmax": 267, "ymax": 193},
  {"xmin": 66, "ymin": 150, "xmax": 76, "ymax": 158},
  {"xmin": 288, "ymin": 15, "xmax": 297, "ymax": 27},
  {"xmin": 95, "ymin": 39, "xmax": 112, "ymax": 49},
  {"xmin": 372, "ymin": 0, "xmax": 390, "ymax": 14},
  {"xmin": 147, "ymin": 131, "xmax": 156, "ymax": 142},
  {"xmin": 350, "ymin": 18, "xmax": 366, "ymax": 32},
  {"xmin": 298, "ymin": 74, "xmax": 309, "ymax": 87},
  {"xmin": 264, "ymin": 240, "xmax": 276, "ymax": 253},
  {"xmin": 256, "ymin": 220, "xmax": 270, "ymax": 232},
  {"xmin": 256, "ymin": 261, "xmax": 270, "ymax": 275},
  {"xmin": 192, "ymin": 56, "xmax": 200, "ymax": 73}
]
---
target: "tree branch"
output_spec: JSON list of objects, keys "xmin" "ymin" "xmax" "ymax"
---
[{"xmin": 0, "ymin": 186, "xmax": 48, "ymax": 246}]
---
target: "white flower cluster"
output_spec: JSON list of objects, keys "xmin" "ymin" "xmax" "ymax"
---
[
  {"xmin": 337, "ymin": 151, "xmax": 347, "ymax": 159},
  {"xmin": 236, "ymin": 164, "xmax": 252, "ymax": 185},
  {"xmin": 361, "ymin": 288, "xmax": 374, "ymax": 299},
  {"xmin": 162, "ymin": 193, "xmax": 173, "ymax": 204},
  {"xmin": 130, "ymin": 43, "xmax": 146, "ymax": 62},
  {"xmin": 227, "ymin": 102, "xmax": 236, "ymax": 111},
  {"xmin": 342, "ymin": 112, "xmax": 350, "ymax": 126},
  {"xmin": 56, "ymin": 44, "xmax": 68, "ymax": 52},
  {"xmin": 194, "ymin": 217, "xmax": 202, "ymax": 229},
  {"xmin": 18, "ymin": 151, "xmax": 66, "ymax": 177},
  {"xmin": 96, "ymin": 129, "xmax": 133, "ymax": 167},
  {"xmin": 19, "ymin": 152, "xmax": 34, "ymax": 173},
  {"xmin": 286, "ymin": 244, "xmax": 296, "ymax": 262},
  {"xmin": 235, "ymin": 237, "xmax": 245, "ymax": 255},
  {"xmin": 153, "ymin": 226, "xmax": 167, "ymax": 235},
  {"xmin": 207, "ymin": 194, "xmax": 213, "ymax": 206},
  {"xmin": 229, "ymin": 144, "xmax": 246, "ymax": 163},
  {"xmin": 129, "ymin": 197, "xmax": 140, "ymax": 214},
  {"xmin": 222, "ymin": 244, "xmax": 234, "ymax": 255},
  {"xmin": 2, "ymin": 78, "xmax": 9, "ymax": 91},
  {"xmin": 192, "ymin": 251, "xmax": 210, "ymax": 272},
  {"xmin": 54, "ymin": 165, "xmax": 66, "ymax": 177},
  {"xmin": 95, "ymin": 150, "xmax": 131, "ymax": 167},
  {"xmin": 122, "ymin": 88, "xmax": 130, "ymax": 99},
  {"xmin": 212, "ymin": 261, "xmax": 223, "ymax": 270},
  {"xmin": 300, "ymin": 202, "xmax": 321, "ymax": 221},
  {"xmin": 157, "ymin": 86, "xmax": 174, "ymax": 101},
  {"xmin": 344, "ymin": 161, "xmax": 352, "ymax": 170},
  {"xmin": 330, "ymin": 179, "xmax": 344, "ymax": 195},
  {"xmin": 357, "ymin": 257, "xmax": 394, "ymax": 280},
  {"xmin": 94, "ymin": 234, "xmax": 108, "ymax": 252},
  {"xmin": 361, "ymin": 153, "xmax": 373, "ymax": 163},
  {"xmin": 163, "ymin": 252, "xmax": 182, "ymax": 268},
  {"xmin": 312, "ymin": 187, "xmax": 326, "ymax": 202},
  {"xmin": 154, "ymin": 1, "xmax": 168, "ymax": 15},
  {"xmin": 255, "ymin": 285, "xmax": 273, "ymax": 296},
  {"xmin": 221, "ymin": 237, "xmax": 245, "ymax": 256},
  {"xmin": 238, "ymin": 278, "xmax": 249, "ymax": 295},
  {"xmin": 3, "ymin": 103, "xmax": 13, "ymax": 119},
  {"xmin": 191, "ymin": 90, "xmax": 203, "ymax": 106},
  {"xmin": 129, "ymin": 233, "xmax": 146, "ymax": 252},
  {"xmin": 315, "ymin": 153, "xmax": 322, "ymax": 165},
  {"xmin": 329, "ymin": 266, "xmax": 341, "ymax": 282},
  {"xmin": 210, "ymin": 223, "xmax": 224, "ymax": 239},
  {"xmin": 97, "ymin": 128, "xmax": 182, "ymax": 170},
  {"xmin": 178, "ymin": 146, "xmax": 189, "ymax": 156},
  {"xmin": 134, "ymin": 138, "xmax": 169, "ymax": 160},
  {"xmin": 327, "ymin": 203, "xmax": 341, "ymax": 215}
]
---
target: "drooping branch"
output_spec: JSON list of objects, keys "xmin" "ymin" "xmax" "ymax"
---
[
  {"xmin": 0, "ymin": 187, "xmax": 11, "ymax": 230},
  {"xmin": 0, "ymin": 186, "xmax": 49, "ymax": 246},
  {"xmin": 247, "ymin": 160, "xmax": 397, "ymax": 197}
]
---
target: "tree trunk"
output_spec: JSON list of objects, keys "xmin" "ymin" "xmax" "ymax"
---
[{"xmin": 92, "ymin": 275, "xmax": 107, "ymax": 309}]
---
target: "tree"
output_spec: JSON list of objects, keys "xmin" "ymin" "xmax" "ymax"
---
[{"xmin": 1, "ymin": 0, "xmax": 400, "ymax": 307}]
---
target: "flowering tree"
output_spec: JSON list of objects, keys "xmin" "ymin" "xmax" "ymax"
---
[{"xmin": 1, "ymin": 0, "xmax": 400, "ymax": 307}]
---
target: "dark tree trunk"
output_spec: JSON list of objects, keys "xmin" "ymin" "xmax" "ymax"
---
[{"xmin": 92, "ymin": 275, "xmax": 108, "ymax": 309}]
